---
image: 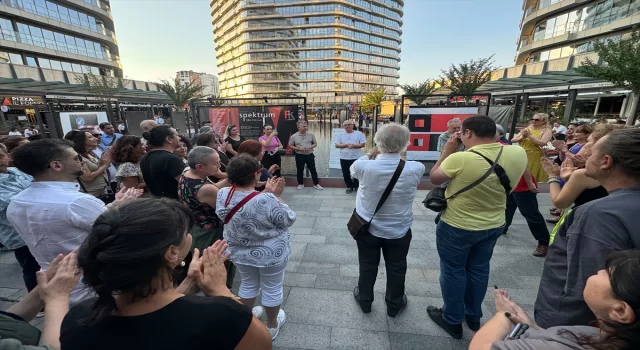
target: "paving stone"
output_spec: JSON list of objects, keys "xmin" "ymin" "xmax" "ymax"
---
[
  {"xmin": 389, "ymin": 332, "xmax": 454, "ymax": 350},
  {"xmin": 290, "ymin": 234, "xmax": 326, "ymax": 244},
  {"xmin": 283, "ymin": 272, "xmax": 317, "ymax": 288},
  {"xmin": 331, "ymin": 327, "xmax": 391, "ymax": 349},
  {"xmin": 272, "ymin": 323, "xmax": 331, "ymax": 349},
  {"xmin": 302, "ymin": 244, "xmax": 359, "ymax": 265},
  {"xmin": 285, "ymin": 287, "xmax": 388, "ymax": 332}
]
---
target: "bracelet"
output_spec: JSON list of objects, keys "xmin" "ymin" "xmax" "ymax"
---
[{"xmin": 547, "ymin": 178, "xmax": 560, "ymax": 184}]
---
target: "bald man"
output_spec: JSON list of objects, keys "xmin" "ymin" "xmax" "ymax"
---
[{"xmin": 140, "ymin": 119, "xmax": 158, "ymax": 133}]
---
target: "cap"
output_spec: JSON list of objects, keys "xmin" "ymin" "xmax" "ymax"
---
[{"xmin": 495, "ymin": 124, "xmax": 505, "ymax": 135}]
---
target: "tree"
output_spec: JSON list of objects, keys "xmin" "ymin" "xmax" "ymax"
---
[
  {"xmin": 75, "ymin": 74, "xmax": 130, "ymax": 123},
  {"xmin": 438, "ymin": 55, "xmax": 496, "ymax": 99},
  {"xmin": 575, "ymin": 29, "xmax": 640, "ymax": 125},
  {"xmin": 207, "ymin": 95, "xmax": 226, "ymax": 106},
  {"xmin": 157, "ymin": 77, "xmax": 203, "ymax": 111},
  {"xmin": 361, "ymin": 87, "xmax": 386, "ymax": 112},
  {"xmin": 400, "ymin": 80, "xmax": 439, "ymax": 105}
]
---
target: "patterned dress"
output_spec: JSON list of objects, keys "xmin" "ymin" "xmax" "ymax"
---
[{"xmin": 178, "ymin": 176, "xmax": 223, "ymax": 252}]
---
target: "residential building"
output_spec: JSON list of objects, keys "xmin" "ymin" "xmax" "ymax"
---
[
  {"xmin": 210, "ymin": 0, "xmax": 403, "ymax": 105},
  {"xmin": 0, "ymin": 0, "xmax": 122, "ymax": 77},
  {"xmin": 480, "ymin": 0, "xmax": 640, "ymax": 123},
  {"xmin": 177, "ymin": 70, "xmax": 220, "ymax": 97},
  {"xmin": 517, "ymin": 0, "xmax": 640, "ymax": 65}
]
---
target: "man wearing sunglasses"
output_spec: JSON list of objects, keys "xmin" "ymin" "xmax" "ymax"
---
[{"xmin": 6, "ymin": 139, "xmax": 140, "ymax": 306}]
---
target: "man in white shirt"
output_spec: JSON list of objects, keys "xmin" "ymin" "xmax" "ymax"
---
[
  {"xmin": 8, "ymin": 127, "xmax": 21, "ymax": 136},
  {"xmin": 7, "ymin": 139, "xmax": 138, "ymax": 305},
  {"xmin": 335, "ymin": 120, "xmax": 366, "ymax": 194},
  {"xmin": 552, "ymin": 122, "xmax": 568, "ymax": 140},
  {"xmin": 23, "ymin": 127, "xmax": 34, "ymax": 138},
  {"xmin": 350, "ymin": 123, "xmax": 425, "ymax": 318}
]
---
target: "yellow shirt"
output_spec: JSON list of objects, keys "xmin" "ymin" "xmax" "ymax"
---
[{"xmin": 440, "ymin": 143, "xmax": 527, "ymax": 230}]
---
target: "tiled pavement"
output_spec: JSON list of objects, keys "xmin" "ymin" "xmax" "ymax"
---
[{"xmin": 0, "ymin": 188, "xmax": 552, "ymax": 350}]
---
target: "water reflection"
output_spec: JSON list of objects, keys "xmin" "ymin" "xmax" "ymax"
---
[{"xmin": 278, "ymin": 120, "xmax": 390, "ymax": 177}]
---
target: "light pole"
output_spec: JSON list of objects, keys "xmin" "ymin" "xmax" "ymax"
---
[{"xmin": 345, "ymin": 103, "xmax": 351, "ymax": 124}]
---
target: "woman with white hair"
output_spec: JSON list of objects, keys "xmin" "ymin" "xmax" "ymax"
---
[{"xmin": 349, "ymin": 123, "xmax": 425, "ymax": 317}]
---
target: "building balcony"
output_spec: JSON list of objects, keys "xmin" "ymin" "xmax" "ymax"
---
[
  {"xmin": 58, "ymin": 0, "xmax": 112, "ymax": 23},
  {"xmin": 521, "ymin": 0, "xmax": 582, "ymax": 33},
  {"xmin": 0, "ymin": 1, "xmax": 118, "ymax": 48},
  {"xmin": 0, "ymin": 29, "xmax": 121, "ymax": 70}
]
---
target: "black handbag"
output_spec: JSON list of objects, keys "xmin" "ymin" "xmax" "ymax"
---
[
  {"xmin": 423, "ymin": 147, "xmax": 505, "ymax": 213},
  {"xmin": 347, "ymin": 159, "xmax": 405, "ymax": 239}
]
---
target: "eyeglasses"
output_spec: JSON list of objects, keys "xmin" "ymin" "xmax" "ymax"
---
[{"xmin": 531, "ymin": 118, "xmax": 542, "ymax": 121}]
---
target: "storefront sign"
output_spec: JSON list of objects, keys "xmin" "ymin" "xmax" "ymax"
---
[
  {"xmin": 524, "ymin": 85, "xmax": 569, "ymax": 93},
  {"xmin": 2, "ymin": 96, "xmax": 44, "ymax": 106},
  {"xmin": 570, "ymin": 82, "xmax": 616, "ymax": 90}
]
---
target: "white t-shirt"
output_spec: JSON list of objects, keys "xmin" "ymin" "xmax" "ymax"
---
[
  {"xmin": 335, "ymin": 131, "xmax": 366, "ymax": 160},
  {"xmin": 552, "ymin": 125, "xmax": 567, "ymax": 134},
  {"xmin": 8, "ymin": 131, "xmax": 21, "ymax": 136},
  {"xmin": 24, "ymin": 129, "xmax": 33, "ymax": 137}
]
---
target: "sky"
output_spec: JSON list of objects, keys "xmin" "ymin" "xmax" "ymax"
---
[{"xmin": 111, "ymin": 0, "xmax": 523, "ymax": 85}]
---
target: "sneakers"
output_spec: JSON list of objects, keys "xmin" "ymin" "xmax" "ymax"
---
[
  {"xmin": 533, "ymin": 244, "xmax": 549, "ymax": 257},
  {"xmin": 296, "ymin": 185, "xmax": 304, "ymax": 190},
  {"xmin": 313, "ymin": 184, "xmax": 324, "ymax": 190},
  {"xmin": 252, "ymin": 306, "xmax": 264, "ymax": 319},
  {"xmin": 268, "ymin": 309, "xmax": 286, "ymax": 340},
  {"xmin": 427, "ymin": 306, "xmax": 463, "ymax": 339}
]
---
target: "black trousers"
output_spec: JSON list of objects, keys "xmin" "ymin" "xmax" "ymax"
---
[
  {"xmin": 14, "ymin": 246, "xmax": 40, "ymax": 291},
  {"xmin": 262, "ymin": 151, "xmax": 282, "ymax": 177},
  {"xmin": 295, "ymin": 153, "xmax": 319, "ymax": 185},
  {"xmin": 504, "ymin": 192, "xmax": 550, "ymax": 244},
  {"xmin": 340, "ymin": 159, "xmax": 359, "ymax": 189},
  {"xmin": 357, "ymin": 230, "xmax": 412, "ymax": 311}
]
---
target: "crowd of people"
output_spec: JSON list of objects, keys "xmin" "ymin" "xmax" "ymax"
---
[{"xmin": 0, "ymin": 113, "xmax": 639, "ymax": 350}]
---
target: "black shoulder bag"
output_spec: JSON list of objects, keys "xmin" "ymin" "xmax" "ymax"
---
[
  {"xmin": 347, "ymin": 159, "xmax": 405, "ymax": 239},
  {"xmin": 423, "ymin": 147, "xmax": 505, "ymax": 213},
  {"xmin": 78, "ymin": 175, "xmax": 115, "ymax": 205}
]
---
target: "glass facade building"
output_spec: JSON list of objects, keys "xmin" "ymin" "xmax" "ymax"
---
[
  {"xmin": 211, "ymin": 0, "xmax": 403, "ymax": 102},
  {"xmin": 517, "ymin": 0, "xmax": 640, "ymax": 65},
  {"xmin": 0, "ymin": 0, "xmax": 122, "ymax": 77}
]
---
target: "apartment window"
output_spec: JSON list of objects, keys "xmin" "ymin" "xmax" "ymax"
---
[
  {"xmin": 61, "ymin": 61, "xmax": 72, "ymax": 71},
  {"xmin": 39, "ymin": 58, "xmax": 51, "ymax": 69},
  {"xmin": 49, "ymin": 60, "xmax": 62, "ymax": 70},
  {"xmin": 72, "ymin": 63, "xmax": 83, "ymax": 73},
  {"xmin": 9, "ymin": 53, "xmax": 23, "ymax": 64},
  {"xmin": 26, "ymin": 56, "xmax": 38, "ymax": 67}
]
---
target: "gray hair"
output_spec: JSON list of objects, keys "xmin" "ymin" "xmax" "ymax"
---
[
  {"xmin": 374, "ymin": 123, "xmax": 410, "ymax": 154},
  {"xmin": 296, "ymin": 120, "xmax": 308, "ymax": 128},
  {"xmin": 447, "ymin": 118, "xmax": 462, "ymax": 126},
  {"xmin": 139, "ymin": 119, "xmax": 158, "ymax": 132},
  {"xmin": 198, "ymin": 126, "xmax": 213, "ymax": 134},
  {"xmin": 187, "ymin": 146, "xmax": 216, "ymax": 169}
]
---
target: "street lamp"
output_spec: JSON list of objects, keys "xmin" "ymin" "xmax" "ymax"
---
[{"xmin": 345, "ymin": 103, "xmax": 351, "ymax": 123}]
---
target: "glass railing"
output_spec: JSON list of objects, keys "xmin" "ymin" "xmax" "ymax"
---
[
  {"xmin": 0, "ymin": 28, "xmax": 117, "ymax": 63},
  {"xmin": 0, "ymin": 0, "xmax": 115, "ymax": 38}
]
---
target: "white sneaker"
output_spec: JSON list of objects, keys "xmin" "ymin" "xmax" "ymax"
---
[
  {"xmin": 296, "ymin": 185, "xmax": 304, "ymax": 190},
  {"xmin": 252, "ymin": 306, "xmax": 264, "ymax": 318},
  {"xmin": 35, "ymin": 312, "xmax": 45, "ymax": 318},
  {"xmin": 313, "ymin": 184, "xmax": 324, "ymax": 190},
  {"xmin": 268, "ymin": 309, "xmax": 286, "ymax": 340}
]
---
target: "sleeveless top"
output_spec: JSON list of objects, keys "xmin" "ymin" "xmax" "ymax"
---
[
  {"xmin": 574, "ymin": 186, "xmax": 608, "ymax": 207},
  {"xmin": 178, "ymin": 176, "xmax": 222, "ymax": 230},
  {"xmin": 519, "ymin": 128, "xmax": 547, "ymax": 153}
]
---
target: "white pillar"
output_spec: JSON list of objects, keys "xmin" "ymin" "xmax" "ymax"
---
[{"xmin": 593, "ymin": 97, "xmax": 601, "ymax": 117}]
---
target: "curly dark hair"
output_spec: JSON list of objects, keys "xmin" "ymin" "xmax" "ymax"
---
[
  {"xmin": 111, "ymin": 136, "xmax": 143, "ymax": 164},
  {"xmin": 177, "ymin": 134, "xmax": 192, "ymax": 153}
]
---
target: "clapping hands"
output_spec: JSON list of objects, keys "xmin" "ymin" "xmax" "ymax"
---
[
  {"xmin": 37, "ymin": 252, "xmax": 82, "ymax": 304},
  {"xmin": 265, "ymin": 177, "xmax": 286, "ymax": 197},
  {"xmin": 189, "ymin": 240, "xmax": 231, "ymax": 297},
  {"xmin": 540, "ymin": 157, "xmax": 560, "ymax": 177},
  {"xmin": 493, "ymin": 288, "xmax": 539, "ymax": 329}
]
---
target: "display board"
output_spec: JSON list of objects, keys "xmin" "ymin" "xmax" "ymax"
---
[
  {"xmin": 203, "ymin": 105, "xmax": 300, "ymax": 148},
  {"xmin": 406, "ymin": 107, "xmax": 478, "ymax": 161},
  {"xmin": 329, "ymin": 128, "xmax": 346, "ymax": 169},
  {"xmin": 59, "ymin": 111, "xmax": 109, "ymax": 136}
]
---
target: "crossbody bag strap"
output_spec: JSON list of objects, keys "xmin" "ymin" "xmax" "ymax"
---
[
  {"xmin": 447, "ymin": 147, "xmax": 504, "ymax": 200},
  {"xmin": 223, "ymin": 191, "xmax": 260, "ymax": 224},
  {"xmin": 369, "ymin": 159, "xmax": 405, "ymax": 223},
  {"xmin": 77, "ymin": 177, "xmax": 88, "ymax": 193}
]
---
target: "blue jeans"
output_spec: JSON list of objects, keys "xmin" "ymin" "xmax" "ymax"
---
[{"xmin": 436, "ymin": 220, "xmax": 503, "ymax": 325}]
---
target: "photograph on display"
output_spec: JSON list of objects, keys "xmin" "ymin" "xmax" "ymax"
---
[
  {"xmin": 59, "ymin": 111, "xmax": 109, "ymax": 136},
  {"xmin": 406, "ymin": 107, "xmax": 479, "ymax": 161}
]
